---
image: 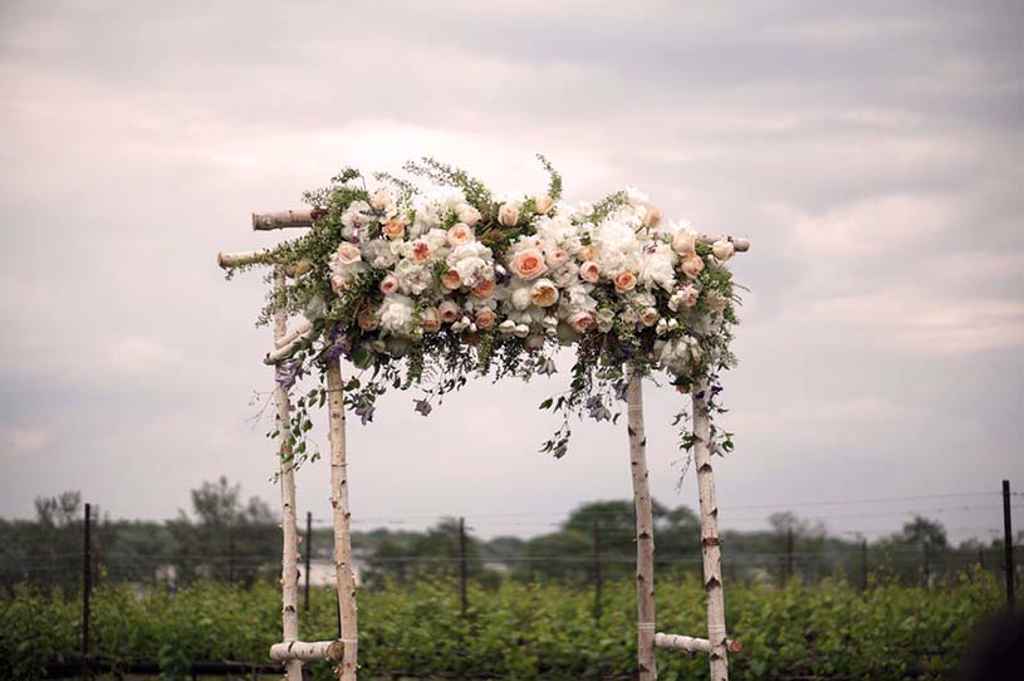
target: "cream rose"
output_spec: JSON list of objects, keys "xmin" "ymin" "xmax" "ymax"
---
[
  {"xmin": 614, "ymin": 271, "xmax": 638, "ymax": 292},
  {"xmin": 580, "ymin": 260, "xmax": 600, "ymax": 284},
  {"xmin": 529, "ymin": 279, "xmax": 559, "ymax": 308},
  {"xmin": 509, "ymin": 248, "xmax": 548, "ymax": 280},
  {"xmin": 712, "ymin": 239, "xmax": 735, "ymax": 262},
  {"xmin": 475, "ymin": 307, "xmax": 496, "ymax": 330},
  {"xmin": 379, "ymin": 275, "xmax": 400, "ymax": 295},
  {"xmin": 534, "ymin": 194, "xmax": 554, "ymax": 215},
  {"xmin": 334, "ymin": 242, "xmax": 362, "ymax": 266},
  {"xmin": 447, "ymin": 223, "xmax": 474, "ymax": 246},
  {"xmin": 441, "ymin": 269, "xmax": 462, "ymax": 290},
  {"xmin": 545, "ymin": 247, "xmax": 569, "ymax": 268},
  {"xmin": 498, "ymin": 202, "xmax": 520, "ymax": 227},
  {"xmin": 672, "ymin": 230, "xmax": 697, "ymax": 256},
  {"xmin": 578, "ymin": 244, "xmax": 599, "ymax": 262},
  {"xmin": 681, "ymin": 254, "xmax": 705, "ymax": 279},
  {"xmin": 370, "ymin": 188, "xmax": 394, "ymax": 212},
  {"xmin": 438, "ymin": 300, "xmax": 460, "ymax": 324},
  {"xmin": 456, "ymin": 203, "xmax": 482, "ymax": 227}
]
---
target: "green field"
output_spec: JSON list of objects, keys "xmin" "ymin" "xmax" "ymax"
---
[{"xmin": 0, "ymin": 570, "xmax": 1004, "ymax": 681}]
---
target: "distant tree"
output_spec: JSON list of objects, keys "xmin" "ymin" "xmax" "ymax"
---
[{"xmin": 167, "ymin": 476, "xmax": 278, "ymax": 585}]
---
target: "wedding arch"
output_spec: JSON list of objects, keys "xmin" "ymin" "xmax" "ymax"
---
[{"xmin": 216, "ymin": 157, "xmax": 750, "ymax": 681}]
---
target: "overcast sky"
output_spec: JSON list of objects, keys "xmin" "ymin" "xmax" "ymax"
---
[{"xmin": 1, "ymin": 1, "xmax": 1021, "ymax": 543}]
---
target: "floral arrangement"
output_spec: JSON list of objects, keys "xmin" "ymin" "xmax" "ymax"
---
[{"xmin": 228, "ymin": 157, "xmax": 743, "ymax": 466}]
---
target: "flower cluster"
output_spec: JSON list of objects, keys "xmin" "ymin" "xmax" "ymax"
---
[{"xmin": 235, "ymin": 157, "xmax": 743, "ymax": 461}]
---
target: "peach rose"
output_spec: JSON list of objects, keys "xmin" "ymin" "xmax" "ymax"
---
[
  {"xmin": 357, "ymin": 305, "xmax": 379, "ymax": 331},
  {"xmin": 509, "ymin": 248, "xmax": 548, "ymax": 280},
  {"xmin": 438, "ymin": 300, "xmax": 460, "ymax": 323},
  {"xmin": 534, "ymin": 194, "xmax": 555, "ymax": 214},
  {"xmin": 681, "ymin": 254, "xmax": 705, "ymax": 279},
  {"xmin": 498, "ymin": 202, "xmax": 520, "ymax": 227},
  {"xmin": 614, "ymin": 271, "xmax": 638, "ymax": 292},
  {"xmin": 578, "ymin": 244, "xmax": 599, "ymax": 262},
  {"xmin": 475, "ymin": 307, "xmax": 497, "ymax": 330},
  {"xmin": 644, "ymin": 206, "xmax": 662, "ymax": 227},
  {"xmin": 529, "ymin": 279, "xmax": 559, "ymax": 308},
  {"xmin": 580, "ymin": 260, "xmax": 601, "ymax": 284},
  {"xmin": 568, "ymin": 310, "xmax": 596, "ymax": 334},
  {"xmin": 379, "ymin": 275, "xmax": 399, "ymax": 295},
  {"xmin": 447, "ymin": 222, "xmax": 474, "ymax": 246},
  {"xmin": 382, "ymin": 217, "xmax": 406, "ymax": 240},
  {"xmin": 411, "ymin": 239, "xmax": 431, "ymax": 263},
  {"xmin": 440, "ymin": 269, "xmax": 462, "ymax": 290},
  {"xmin": 420, "ymin": 307, "xmax": 441, "ymax": 333},
  {"xmin": 471, "ymin": 278, "xmax": 496, "ymax": 299}
]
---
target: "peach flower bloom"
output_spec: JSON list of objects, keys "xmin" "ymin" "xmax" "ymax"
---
[
  {"xmin": 379, "ymin": 275, "xmax": 400, "ymax": 295},
  {"xmin": 534, "ymin": 194, "xmax": 555, "ymax": 214},
  {"xmin": 580, "ymin": 261, "xmax": 601, "ymax": 284},
  {"xmin": 335, "ymin": 242, "xmax": 362, "ymax": 266},
  {"xmin": 529, "ymin": 279, "xmax": 559, "ymax": 308},
  {"xmin": 441, "ymin": 269, "xmax": 462, "ymax": 290},
  {"xmin": 644, "ymin": 206, "xmax": 662, "ymax": 227},
  {"xmin": 471, "ymin": 278, "xmax": 496, "ymax": 299},
  {"xmin": 672, "ymin": 230, "xmax": 697, "ymax": 256},
  {"xmin": 509, "ymin": 248, "xmax": 548, "ymax": 280},
  {"xmin": 447, "ymin": 223, "xmax": 474, "ymax": 246},
  {"xmin": 545, "ymin": 247, "xmax": 569, "ymax": 268},
  {"xmin": 614, "ymin": 271, "xmax": 638, "ymax": 292},
  {"xmin": 438, "ymin": 300, "xmax": 460, "ymax": 323},
  {"xmin": 568, "ymin": 310, "xmax": 596, "ymax": 334},
  {"xmin": 411, "ymin": 240, "xmax": 431, "ymax": 263},
  {"xmin": 475, "ymin": 308, "xmax": 496, "ymax": 330},
  {"xmin": 681, "ymin": 254, "xmax": 705, "ymax": 279},
  {"xmin": 382, "ymin": 218, "xmax": 406, "ymax": 240},
  {"xmin": 420, "ymin": 308, "xmax": 441, "ymax": 333}
]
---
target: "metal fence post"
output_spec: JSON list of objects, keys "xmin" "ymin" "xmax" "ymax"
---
[
  {"xmin": 81, "ymin": 502, "xmax": 92, "ymax": 681},
  {"xmin": 1003, "ymin": 480, "xmax": 1015, "ymax": 609}
]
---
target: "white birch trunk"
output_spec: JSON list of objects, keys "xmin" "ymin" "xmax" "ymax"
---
[
  {"xmin": 327, "ymin": 359, "xmax": 359, "ymax": 681},
  {"xmin": 217, "ymin": 249, "xmax": 273, "ymax": 268},
  {"xmin": 626, "ymin": 367, "xmax": 657, "ymax": 681},
  {"xmin": 270, "ymin": 639, "xmax": 345, "ymax": 662},
  {"xmin": 273, "ymin": 270, "xmax": 303, "ymax": 681},
  {"xmin": 654, "ymin": 632, "xmax": 742, "ymax": 655},
  {"xmin": 252, "ymin": 209, "xmax": 317, "ymax": 230},
  {"xmin": 695, "ymin": 234, "xmax": 750, "ymax": 252},
  {"xmin": 693, "ymin": 378, "xmax": 729, "ymax": 681}
]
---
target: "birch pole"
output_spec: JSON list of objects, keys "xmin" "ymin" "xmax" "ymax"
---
[
  {"xmin": 326, "ymin": 358, "xmax": 358, "ymax": 681},
  {"xmin": 626, "ymin": 366, "xmax": 657, "ymax": 681},
  {"xmin": 693, "ymin": 377, "xmax": 729, "ymax": 681},
  {"xmin": 273, "ymin": 269, "xmax": 303, "ymax": 681}
]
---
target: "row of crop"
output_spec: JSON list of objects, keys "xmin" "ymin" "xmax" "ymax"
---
[{"xmin": 0, "ymin": 570, "xmax": 1003, "ymax": 680}]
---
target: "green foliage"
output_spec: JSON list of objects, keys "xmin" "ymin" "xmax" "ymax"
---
[{"xmin": 0, "ymin": 571, "xmax": 1003, "ymax": 680}]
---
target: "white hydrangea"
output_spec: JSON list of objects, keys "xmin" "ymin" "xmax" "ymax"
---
[{"xmin": 379, "ymin": 294, "xmax": 416, "ymax": 336}]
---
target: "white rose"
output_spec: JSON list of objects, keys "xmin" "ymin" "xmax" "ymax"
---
[
  {"xmin": 456, "ymin": 203, "xmax": 482, "ymax": 227},
  {"xmin": 498, "ymin": 202, "xmax": 520, "ymax": 227},
  {"xmin": 334, "ymin": 243, "xmax": 362, "ymax": 266}
]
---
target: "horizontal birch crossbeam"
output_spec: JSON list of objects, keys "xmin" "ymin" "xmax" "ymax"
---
[
  {"xmin": 250, "ymin": 207, "xmax": 752, "ymax": 252},
  {"xmin": 276, "ymin": 319, "xmax": 313, "ymax": 349},
  {"xmin": 253, "ymin": 209, "xmax": 321, "ymax": 230},
  {"xmin": 269, "ymin": 639, "xmax": 345, "ymax": 662},
  {"xmin": 654, "ymin": 632, "xmax": 743, "ymax": 655}
]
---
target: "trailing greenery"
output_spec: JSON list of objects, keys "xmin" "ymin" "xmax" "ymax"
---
[{"xmin": 0, "ymin": 570, "xmax": 1003, "ymax": 680}]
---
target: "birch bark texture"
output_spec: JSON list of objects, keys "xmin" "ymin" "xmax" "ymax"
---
[
  {"xmin": 326, "ymin": 359, "xmax": 359, "ymax": 681},
  {"xmin": 273, "ymin": 269, "xmax": 303, "ymax": 681},
  {"xmin": 626, "ymin": 367, "xmax": 657, "ymax": 681},
  {"xmin": 693, "ymin": 377, "xmax": 730, "ymax": 681}
]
